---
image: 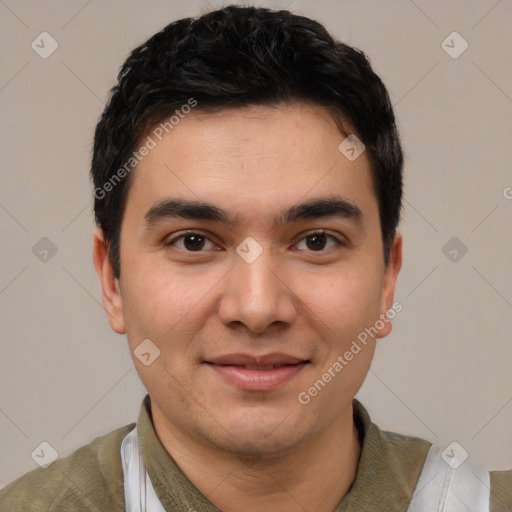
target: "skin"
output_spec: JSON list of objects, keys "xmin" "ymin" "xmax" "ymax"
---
[{"xmin": 93, "ymin": 102, "xmax": 402, "ymax": 512}]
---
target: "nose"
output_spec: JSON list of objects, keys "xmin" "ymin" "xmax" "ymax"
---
[{"xmin": 218, "ymin": 244, "xmax": 299, "ymax": 334}]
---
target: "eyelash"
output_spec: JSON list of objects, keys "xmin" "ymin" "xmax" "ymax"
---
[{"xmin": 164, "ymin": 230, "xmax": 344, "ymax": 253}]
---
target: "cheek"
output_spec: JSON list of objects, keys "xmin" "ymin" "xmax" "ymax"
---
[
  {"xmin": 120, "ymin": 262, "xmax": 221, "ymax": 345},
  {"xmin": 297, "ymin": 267, "xmax": 384, "ymax": 339}
]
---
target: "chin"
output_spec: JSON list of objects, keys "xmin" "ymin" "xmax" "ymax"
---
[
  {"xmin": 210, "ymin": 406, "xmax": 315, "ymax": 455},
  {"xmin": 213, "ymin": 430, "xmax": 303, "ymax": 460}
]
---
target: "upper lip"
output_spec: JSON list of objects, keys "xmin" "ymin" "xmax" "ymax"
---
[{"xmin": 204, "ymin": 352, "xmax": 309, "ymax": 367}]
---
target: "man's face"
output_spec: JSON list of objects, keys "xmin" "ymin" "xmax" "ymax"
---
[{"xmin": 96, "ymin": 102, "xmax": 401, "ymax": 457}]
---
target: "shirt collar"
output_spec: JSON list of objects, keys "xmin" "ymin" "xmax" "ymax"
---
[
  {"xmin": 334, "ymin": 398, "xmax": 430, "ymax": 511},
  {"xmin": 137, "ymin": 394, "xmax": 430, "ymax": 511}
]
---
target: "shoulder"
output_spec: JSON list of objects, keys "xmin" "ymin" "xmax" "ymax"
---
[
  {"xmin": 376, "ymin": 424, "xmax": 433, "ymax": 456},
  {"xmin": 372, "ymin": 429, "xmax": 512, "ymax": 511},
  {"xmin": 0, "ymin": 423, "xmax": 135, "ymax": 512},
  {"xmin": 374, "ymin": 427, "xmax": 511, "ymax": 511},
  {"xmin": 375, "ymin": 428, "xmax": 512, "ymax": 512},
  {"xmin": 490, "ymin": 469, "xmax": 512, "ymax": 512},
  {"xmin": 349, "ymin": 399, "xmax": 432, "ymax": 507},
  {"xmin": 353, "ymin": 399, "xmax": 432, "ymax": 482},
  {"xmin": 372, "ymin": 423, "xmax": 433, "ymax": 485}
]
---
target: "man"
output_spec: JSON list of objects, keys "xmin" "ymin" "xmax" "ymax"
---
[{"xmin": 1, "ymin": 5, "xmax": 510, "ymax": 511}]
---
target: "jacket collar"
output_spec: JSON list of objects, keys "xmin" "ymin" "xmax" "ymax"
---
[{"xmin": 137, "ymin": 394, "xmax": 430, "ymax": 511}]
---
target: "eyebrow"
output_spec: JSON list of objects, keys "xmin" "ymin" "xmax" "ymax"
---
[{"xmin": 144, "ymin": 196, "xmax": 363, "ymax": 227}]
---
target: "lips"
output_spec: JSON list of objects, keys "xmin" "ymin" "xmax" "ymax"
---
[
  {"xmin": 206, "ymin": 352, "xmax": 307, "ymax": 366},
  {"xmin": 204, "ymin": 353, "xmax": 310, "ymax": 391}
]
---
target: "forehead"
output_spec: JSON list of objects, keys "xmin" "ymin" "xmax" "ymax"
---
[{"xmin": 124, "ymin": 102, "xmax": 378, "ymax": 227}]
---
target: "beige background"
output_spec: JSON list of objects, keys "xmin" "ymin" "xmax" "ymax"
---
[{"xmin": 1, "ymin": 0, "xmax": 511, "ymax": 488}]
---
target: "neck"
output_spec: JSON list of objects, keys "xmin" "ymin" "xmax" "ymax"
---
[{"xmin": 152, "ymin": 405, "xmax": 362, "ymax": 512}]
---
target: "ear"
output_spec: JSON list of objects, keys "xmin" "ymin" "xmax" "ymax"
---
[
  {"xmin": 92, "ymin": 227, "xmax": 126, "ymax": 334},
  {"xmin": 376, "ymin": 231, "xmax": 402, "ymax": 339}
]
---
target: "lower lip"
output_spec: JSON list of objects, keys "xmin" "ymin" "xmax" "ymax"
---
[{"xmin": 206, "ymin": 363, "xmax": 307, "ymax": 391}]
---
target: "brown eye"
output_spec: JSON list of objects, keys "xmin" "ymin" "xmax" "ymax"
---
[
  {"xmin": 295, "ymin": 232, "xmax": 341, "ymax": 252},
  {"xmin": 182, "ymin": 234, "xmax": 206, "ymax": 251},
  {"xmin": 306, "ymin": 233, "xmax": 327, "ymax": 250},
  {"xmin": 166, "ymin": 232, "xmax": 215, "ymax": 252}
]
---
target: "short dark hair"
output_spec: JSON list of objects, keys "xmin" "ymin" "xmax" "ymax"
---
[{"xmin": 91, "ymin": 5, "xmax": 403, "ymax": 278}]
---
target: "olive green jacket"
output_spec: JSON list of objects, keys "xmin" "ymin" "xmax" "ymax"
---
[{"xmin": 1, "ymin": 396, "xmax": 510, "ymax": 511}]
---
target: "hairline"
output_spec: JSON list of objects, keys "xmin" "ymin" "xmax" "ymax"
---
[{"xmin": 106, "ymin": 100, "xmax": 391, "ymax": 277}]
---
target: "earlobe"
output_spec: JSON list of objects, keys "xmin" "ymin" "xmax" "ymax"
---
[
  {"xmin": 92, "ymin": 227, "xmax": 126, "ymax": 334},
  {"xmin": 377, "ymin": 231, "xmax": 403, "ymax": 339}
]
